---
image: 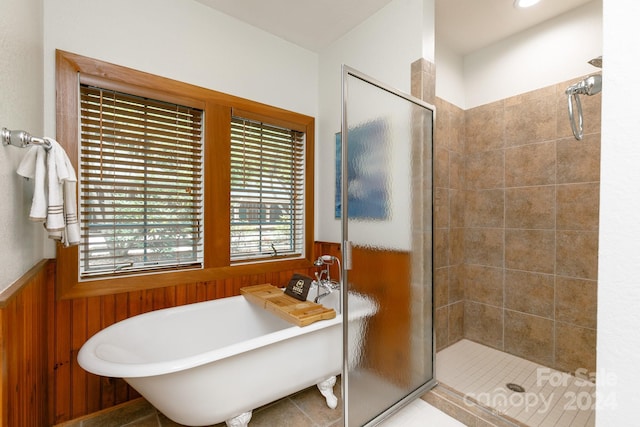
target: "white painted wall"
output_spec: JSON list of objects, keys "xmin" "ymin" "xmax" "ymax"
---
[
  {"xmin": 436, "ymin": 0, "xmax": 602, "ymax": 109},
  {"xmin": 0, "ymin": 0, "xmax": 45, "ymax": 292},
  {"xmin": 316, "ymin": 0, "xmax": 433, "ymax": 245},
  {"xmin": 42, "ymin": 0, "xmax": 319, "ymax": 258},
  {"xmin": 597, "ymin": 0, "xmax": 640, "ymax": 421},
  {"xmin": 434, "ymin": 41, "xmax": 466, "ymax": 109}
]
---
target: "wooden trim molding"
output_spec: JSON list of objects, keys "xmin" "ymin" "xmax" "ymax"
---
[{"xmin": 0, "ymin": 259, "xmax": 51, "ymax": 308}]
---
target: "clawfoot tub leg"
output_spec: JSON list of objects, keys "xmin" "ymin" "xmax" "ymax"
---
[
  {"xmin": 225, "ymin": 411, "xmax": 252, "ymax": 427},
  {"xmin": 317, "ymin": 375, "xmax": 338, "ymax": 409}
]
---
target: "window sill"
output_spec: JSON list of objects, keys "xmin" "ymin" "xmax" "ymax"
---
[{"xmin": 58, "ymin": 257, "xmax": 315, "ymax": 299}]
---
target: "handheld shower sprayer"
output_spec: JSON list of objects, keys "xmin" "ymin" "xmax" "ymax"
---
[
  {"xmin": 318, "ymin": 255, "xmax": 337, "ymax": 264},
  {"xmin": 566, "ymin": 73, "xmax": 602, "ymax": 141},
  {"xmin": 313, "ymin": 255, "xmax": 341, "ymax": 281}
]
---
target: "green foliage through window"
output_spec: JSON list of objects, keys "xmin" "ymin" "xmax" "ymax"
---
[
  {"xmin": 79, "ymin": 85, "xmax": 204, "ymax": 278},
  {"xmin": 230, "ymin": 117, "xmax": 305, "ymax": 261}
]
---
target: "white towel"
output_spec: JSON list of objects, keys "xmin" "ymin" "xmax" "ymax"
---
[
  {"xmin": 16, "ymin": 138, "xmax": 80, "ymax": 247},
  {"xmin": 46, "ymin": 140, "xmax": 65, "ymax": 232},
  {"xmin": 44, "ymin": 138, "xmax": 81, "ymax": 247},
  {"xmin": 17, "ymin": 145, "xmax": 48, "ymax": 221}
]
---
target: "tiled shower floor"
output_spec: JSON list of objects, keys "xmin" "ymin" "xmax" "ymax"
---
[{"xmin": 436, "ymin": 339, "xmax": 596, "ymax": 427}]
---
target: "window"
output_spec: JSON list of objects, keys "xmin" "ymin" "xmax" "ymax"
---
[
  {"xmin": 79, "ymin": 85, "xmax": 204, "ymax": 278},
  {"xmin": 55, "ymin": 50, "xmax": 314, "ymax": 298},
  {"xmin": 230, "ymin": 117, "xmax": 305, "ymax": 261}
]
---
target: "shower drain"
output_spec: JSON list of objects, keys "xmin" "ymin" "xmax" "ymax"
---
[{"xmin": 506, "ymin": 383, "xmax": 526, "ymax": 393}]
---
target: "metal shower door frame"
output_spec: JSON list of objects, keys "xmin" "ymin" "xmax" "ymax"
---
[{"xmin": 340, "ymin": 64, "xmax": 437, "ymax": 427}]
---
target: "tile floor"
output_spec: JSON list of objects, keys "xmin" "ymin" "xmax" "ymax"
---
[
  {"xmin": 378, "ymin": 399, "xmax": 465, "ymax": 427},
  {"xmin": 436, "ymin": 339, "xmax": 596, "ymax": 427},
  {"xmin": 56, "ymin": 375, "xmax": 463, "ymax": 427},
  {"xmin": 57, "ymin": 339, "xmax": 595, "ymax": 427}
]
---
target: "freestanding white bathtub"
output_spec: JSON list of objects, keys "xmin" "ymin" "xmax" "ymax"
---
[{"xmin": 78, "ymin": 287, "xmax": 376, "ymax": 426}]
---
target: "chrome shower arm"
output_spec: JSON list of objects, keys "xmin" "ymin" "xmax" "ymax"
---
[{"xmin": 566, "ymin": 74, "xmax": 602, "ymax": 97}]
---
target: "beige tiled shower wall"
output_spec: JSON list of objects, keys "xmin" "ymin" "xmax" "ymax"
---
[
  {"xmin": 433, "ymin": 76, "xmax": 600, "ymax": 377},
  {"xmin": 432, "ymin": 96, "xmax": 466, "ymax": 351}
]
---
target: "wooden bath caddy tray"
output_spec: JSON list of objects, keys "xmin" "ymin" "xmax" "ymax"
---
[{"xmin": 240, "ymin": 284, "xmax": 336, "ymax": 327}]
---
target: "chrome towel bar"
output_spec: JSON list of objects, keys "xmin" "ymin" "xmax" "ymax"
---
[{"xmin": 2, "ymin": 127, "xmax": 52, "ymax": 151}]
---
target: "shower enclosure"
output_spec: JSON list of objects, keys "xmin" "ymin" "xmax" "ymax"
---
[
  {"xmin": 340, "ymin": 66, "xmax": 436, "ymax": 426},
  {"xmin": 429, "ymin": 73, "xmax": 600, "ymax": 426}
]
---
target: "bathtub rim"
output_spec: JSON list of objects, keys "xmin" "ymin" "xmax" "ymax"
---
[{"xmin": 78, "ymin": 295, "xmax": 344, "ymax": 378}]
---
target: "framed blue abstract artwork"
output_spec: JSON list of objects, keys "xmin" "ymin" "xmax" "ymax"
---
[{"xmin": 335, "ymin": 119, "xmax": 390, "ymax": 220}]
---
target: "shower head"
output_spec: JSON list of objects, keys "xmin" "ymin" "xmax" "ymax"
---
[{"xmin": 588, "ymin": 56, "xmax": 603, "ymax": 68}]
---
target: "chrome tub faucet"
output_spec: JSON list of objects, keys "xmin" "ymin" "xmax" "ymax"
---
[{"xmin": 313, "ymin": 255, "xmax": 341, "ymax": 303}]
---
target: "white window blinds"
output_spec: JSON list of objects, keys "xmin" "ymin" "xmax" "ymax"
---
[
  {"xmin": 230, "ymin": 116, "xmax": 305, "ymax": 261},
  {"xmin": 79, "ymin": 84, "xmax": 204, "ymax": 278}
]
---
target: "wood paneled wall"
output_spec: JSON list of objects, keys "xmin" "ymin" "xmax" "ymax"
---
[
  {"xmin": 0, "ymin": 260, "xmax": 52, "ymax": 427},
  {"xmin": 349, "ymin": 246, "xmax": 411, "ymax": 384},
  {"xmin": 0, "ymin": 242, "xmax": 342, "ymax": 426}
]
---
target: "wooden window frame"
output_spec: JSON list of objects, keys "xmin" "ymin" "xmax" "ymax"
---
[{"xmin": 56, "ymin": 50, "xmax": 315, "ymax": 299}]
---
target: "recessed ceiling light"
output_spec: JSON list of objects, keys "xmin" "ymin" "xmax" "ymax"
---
[{"xmin": 514, "ymin": 0, "xmax": 541, "ymax": 8}]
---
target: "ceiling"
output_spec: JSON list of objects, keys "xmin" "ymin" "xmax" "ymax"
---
[
  {"xmin": 195, "ymin": 0, "xmax": 594, "ymax": 55},
  {"xmin": 437, "ymin": 0, "xmax": 594, "ymax": 55}
]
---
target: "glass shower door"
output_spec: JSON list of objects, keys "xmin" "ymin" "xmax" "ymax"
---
[{"xmin": 341, "ymin": 66, "xmax": 435, "ymax": 426}]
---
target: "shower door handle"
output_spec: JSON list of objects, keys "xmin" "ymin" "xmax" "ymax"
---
[{"xmin": 343, "ymin": 240, "xmax": 353, "ymax": 270}]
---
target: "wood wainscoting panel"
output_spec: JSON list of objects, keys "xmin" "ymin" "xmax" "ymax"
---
[
  {"xmin": 0, "ymin": 260, "xmax": 52, "ymax": 427},
  {"xmin": 349, "ymin": 246, "xmax": 411, "ymax": 385}
]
